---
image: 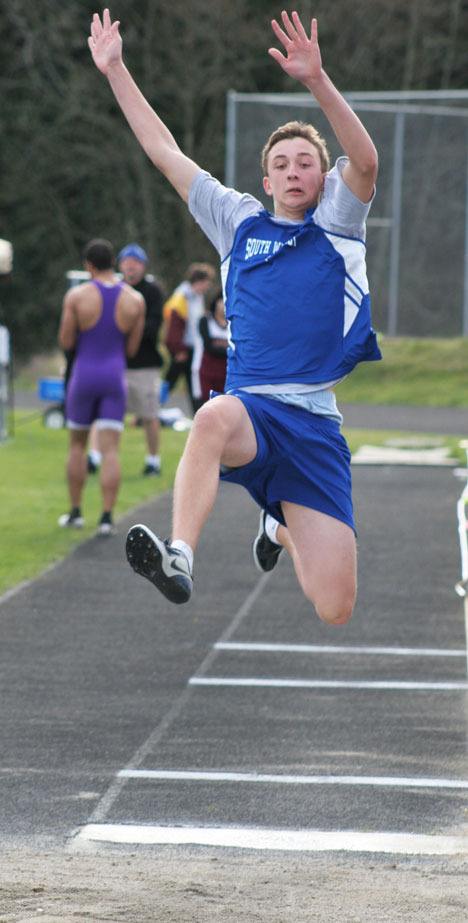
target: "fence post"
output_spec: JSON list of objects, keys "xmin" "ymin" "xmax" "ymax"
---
[
  {"xmin": 387, "ymin": 111, "xmax": 405, "ymax": 337},
  {"xmin": 225, "ymin": 90, "xmax": 237, "ymax": 188},
  {"xmin": 463, "ymin": 126, "xmax": 468, "ymax": 336}
]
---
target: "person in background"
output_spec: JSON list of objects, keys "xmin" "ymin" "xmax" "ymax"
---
[
  {"xmin": 118, "ymin": 243, "xmax": 165, "ymax": 476},
  {"xmin": 193, "ymin": 290, "xmax": 228, "ymax": 405},
  {"xmin": 58, "ymin": 238, "xmax": 144, "ymax": 534},
  {"xmin": 160, "ymin": 263, "xmax": 215, "ymax": 415},
  {"xmin": 0, "ymin": 239, "xmax": 13, "ymax": 277}
]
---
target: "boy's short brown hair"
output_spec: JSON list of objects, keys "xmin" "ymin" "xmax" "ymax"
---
[{"xmin": 261, "ymin": 120, "xmax": 330, "ymax": 175}]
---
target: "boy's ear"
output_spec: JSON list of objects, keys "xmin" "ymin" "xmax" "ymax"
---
[{"xmin": 263, "ymin": 175, "xmax": 272, "ymax": 197}]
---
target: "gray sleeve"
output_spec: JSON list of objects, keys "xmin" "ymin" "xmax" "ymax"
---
[
  {"xmin": 188, "ymin": 171, "xmax": 262, "ymax": 260},
  {"xmin": 314, "ymin": 156, "xmax": 375, "ymax": 239}
]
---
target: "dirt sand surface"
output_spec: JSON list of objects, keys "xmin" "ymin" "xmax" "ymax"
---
[{"xmin": 0, "ymin": 848, "xmax": 467, "ymax": 922}]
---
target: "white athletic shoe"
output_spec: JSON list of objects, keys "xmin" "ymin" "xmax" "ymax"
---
[
  {"xmin": 126, "ymin": 523, "xmax": 193, "ymax": 604},
  {"xmin": 58, "ymin": 511, "xmax": 84, "ymax": 529},
  {"xmin": 96, "ymin": 514, "xmax": 115, "ymax": 536}
]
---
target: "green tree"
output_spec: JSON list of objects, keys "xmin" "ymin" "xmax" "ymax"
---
[{"xmin": 1, "ymin": 0, "xmax": 466, "ymax": 359}]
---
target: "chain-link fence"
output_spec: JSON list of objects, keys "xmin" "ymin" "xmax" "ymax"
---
[{"xmin": 225, "ymin": 90, "xmax": 468, "ymax": 338}]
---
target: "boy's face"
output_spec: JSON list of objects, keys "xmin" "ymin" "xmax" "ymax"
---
[{"xmin": 263, "ymin": 136, "xmax": 325, "ymax": 220}]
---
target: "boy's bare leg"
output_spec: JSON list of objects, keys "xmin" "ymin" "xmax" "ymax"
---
[
  {"xmin": 278, "ymin": 501, "xmax": 357, "ymax": 626},
  {"xmin": 126, "ymin": 395, "xmax": 257, "ymax": 604},
  {"xmin": 172, "ymin": 395, "xmax": 257, "ymax": 549}
]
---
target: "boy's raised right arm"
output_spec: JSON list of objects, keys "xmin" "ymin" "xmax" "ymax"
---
[{"xmin": 88, "ymin": 9, "xmax": 201, "ymax": 203}]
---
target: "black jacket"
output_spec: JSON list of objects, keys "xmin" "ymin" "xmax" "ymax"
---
[{"xmin": 127, "ymin": 276, "xmax": 164, "ymax": 370}]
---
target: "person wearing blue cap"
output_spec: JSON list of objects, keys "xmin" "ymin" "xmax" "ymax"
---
[{"xmin": 118, "ymin": 243, "xmax": 165, "ymax": 475}]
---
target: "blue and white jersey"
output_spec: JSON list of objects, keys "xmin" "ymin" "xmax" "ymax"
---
[{"xmin": 189, "ymin": 157, "xmax": 381, "ymax": 401}]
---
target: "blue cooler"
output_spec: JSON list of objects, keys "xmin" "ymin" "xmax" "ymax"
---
[{"xmin": 38, "ymin": 377, "xmax": 65, "ymax": 402}]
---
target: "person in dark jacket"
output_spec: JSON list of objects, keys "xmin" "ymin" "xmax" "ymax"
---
[{"xmin": 118, "ymin": 243, "xmax": 165, "ymax": 475}]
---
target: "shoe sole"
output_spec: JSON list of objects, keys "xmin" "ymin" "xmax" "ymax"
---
[
  {"xmin": 125, "ymin": 524, "xmax": 192, "ymax": 605},
  {"xmin": 252, "ymin": 511, "xmax": 268, "ymax": 573}
]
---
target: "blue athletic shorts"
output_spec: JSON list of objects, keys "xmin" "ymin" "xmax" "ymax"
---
[{"xmin": 217, "ymin": 390, "xmax": 354, "ymax": 531}]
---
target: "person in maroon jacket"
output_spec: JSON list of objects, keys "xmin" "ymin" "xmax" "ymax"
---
[
  {"xmin": 161, "ymin": 263, "xmax": 215, "ymax": 414},
  {"xmin": 195, "ymin": 290, "xmax": 228, "ymax": 405}
]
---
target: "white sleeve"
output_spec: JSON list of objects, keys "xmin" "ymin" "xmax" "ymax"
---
[
  {"xmin": 188, "ymin": 171, "xmax": 262, "ymax": 260},
  {"xmin": 314, "ymin": 157, "xmax": 375, "ymax": 239}
]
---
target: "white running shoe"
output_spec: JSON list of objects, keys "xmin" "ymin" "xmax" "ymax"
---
[
  {"xmin": 58, "ymin": 511, "xmax": 84, "ymax": 529},
  {"xmin": 97, "ymin": 514, "xmax": 115, "ymax": 536},
  {"xmin": 126, "ymin": 524, "xmax": 193, "ymax": 604}
]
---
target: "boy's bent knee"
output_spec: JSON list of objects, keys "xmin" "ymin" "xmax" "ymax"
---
[
  {"xmin": 191, "ymin": 399, "xmax": 236, "ymax": 444},
  {"xmin": 301, "ymin": 581, "xmax": 355, "ymax": 626},
  {"xmin": 316, "ymin": 604, "xmax": 354, "ymax": 626},
  {"xmin": 192, "ymin": 396, "xmax": 257, "ymax": 468}
]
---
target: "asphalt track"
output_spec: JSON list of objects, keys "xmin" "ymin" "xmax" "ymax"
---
[{"xmin": 0, "ymin": 430, "xmax": 467, "ymax": 864}]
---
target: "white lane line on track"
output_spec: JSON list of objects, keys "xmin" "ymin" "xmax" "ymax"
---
[
  {"xmin": 80, "ymin": 571, "xmax": 272, "ymax": 826},
  {"xmin": 215, "ymin": 642, "xmax": 466, "ymax": 657},
  {"xmin": 189, "ymin": 677, "xmax": 468, "ymax": 691},
  {"xmin": 76, "ymin": 824, "xmax": 468, "ymax": 855},
  {"xmin": 118, "ymin": 768, "xmax": 468, "ymax": 790}
]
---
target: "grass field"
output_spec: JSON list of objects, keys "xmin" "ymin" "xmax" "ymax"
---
[
  {"xmin": 1, "ymin": 409, "xmax": 466, "ymax": 598},
  {"xmin": 0, "ymin": 413, "xmax": 188, "ymax": 596},
  {"xmin": 336, "ymin": 337, "xmax": 468, "ymax": 406}
]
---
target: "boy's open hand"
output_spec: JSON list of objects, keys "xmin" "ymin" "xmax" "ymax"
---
[
  {"xmin": 269, "ymin": 11, "xmax": 322, "ymax": 86},
  {"xmin": 88, "ymin": 8, "xmax": 122, "ymax": 75}
]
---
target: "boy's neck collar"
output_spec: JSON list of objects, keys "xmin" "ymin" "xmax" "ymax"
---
[{"xmin": 266, "ymin": 205, "xmax": 316, "ymax": 223}]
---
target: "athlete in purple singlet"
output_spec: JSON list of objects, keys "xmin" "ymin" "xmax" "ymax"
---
[
  {"xmin": 66, "ymin": 279, "xmax": 127, "ymax": 430},
  {"xmin": 58, "ymin": 239, "xmax": 144, "ymax": 534}
]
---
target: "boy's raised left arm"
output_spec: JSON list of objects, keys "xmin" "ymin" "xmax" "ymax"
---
[{"xmin": 269, "ymin": 11, "xmax": 378, "ymax": 202}]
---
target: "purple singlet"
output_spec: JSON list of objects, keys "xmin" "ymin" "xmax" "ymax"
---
[{"xmin": 66, "ymin": 280, "xmax": 127, "ymax": 430}]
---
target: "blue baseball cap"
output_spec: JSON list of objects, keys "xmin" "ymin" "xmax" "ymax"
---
[{"xmin": 117, "ymin": 243, "xmax": 148, "ymax": 264}]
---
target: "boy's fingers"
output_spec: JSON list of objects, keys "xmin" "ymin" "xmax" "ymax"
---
[
  {"xmin": 291, "ymin": 11, "xmax": 308, "ymax": 41},
  {"xmin": 268, "ymin": 48, "xmax": 286, "ymax": 65},
  {"xmin": 91, "ymin": 14, "xmax": 102, "ymax": 39},
  {"xmin": 280, "ymin": 10, "xmax": 297, "ymax": 41},
  {"xmin": 271, "ymin": 18, "xmax": 291, "ymax": 49}
]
